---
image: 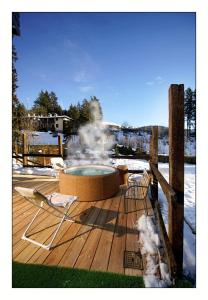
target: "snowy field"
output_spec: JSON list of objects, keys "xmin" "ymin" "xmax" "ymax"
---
[
  {"xmin": 26, "ymin": 131, "xmax": 64, "ymax": 145},
  {"xmin": 115, "ymin": 130, "xmax": 196, "ymax": 156}
]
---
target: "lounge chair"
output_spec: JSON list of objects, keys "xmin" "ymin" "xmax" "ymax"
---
[
  {"xmin": 123, "ymin": 169, "xmax": 151, "ymax": 215},
  {"xmin": 15, "ymin": 187, "xmax": 78, "ymax": 250}
]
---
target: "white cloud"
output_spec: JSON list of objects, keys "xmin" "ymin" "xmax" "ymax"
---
[
  {"xmin": 74, "ymin": 70, "xmax": 89, "ymax": 83},
  {"xmin": 79, "ymin": 85, "xmax": 94, "ymax": 92}
]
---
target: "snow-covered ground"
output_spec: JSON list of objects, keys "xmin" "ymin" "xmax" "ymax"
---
[
  {"xmin": 13, "ymin": 164, "xmax": 56, "ymax": 177},
  {"xmin": 24, "ymin": 131, "xmax": 65, "ymax": 145},
  {"xmin": 113, "ymin": 158, "xmax": 196, "ymax": 282},
  {"xmin": 114, "ymin": 130, "xmax": 196, "ymax": 156}
]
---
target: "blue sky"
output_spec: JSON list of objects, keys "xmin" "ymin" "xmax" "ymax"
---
[{"xmin": 14, "ymin": 12, "xmax": 195, "ymax": 127}]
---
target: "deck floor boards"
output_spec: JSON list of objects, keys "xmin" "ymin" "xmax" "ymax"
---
[{"xmin": 12, "ymin": 174, "xmax": 154, "ymax": 276}]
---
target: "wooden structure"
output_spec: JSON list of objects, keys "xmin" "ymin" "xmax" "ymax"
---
[
  {"xmin": 13, "ymin": 132, "xmax": 64, "ymax": 167},
  {"xmin": 149, "ymin": 84, "xmax": 185, "ymax": 277},
  {"xmin": 168, "ymin": 84, "xmax": 184, "ymax": 275},
  {"xmin": 12, "ymin": 175, "xmax": 154, "ymax": 277}
]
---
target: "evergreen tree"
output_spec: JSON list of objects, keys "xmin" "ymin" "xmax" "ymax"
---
[
  {"xmin": 12, "ymin": 45, "xmax": 26, "ymax": 142},
  {"xmin": 67, "ymin": 104, "xmax": 80, "ymax": 133},
  {"xmin": 79, "ymin": 99, "xmax": 91, "ymax": 124},
  {"xmin": 184, "ymin": 87, "xmax": 196, "ymax": 138},
  {"xmin": 33, "ymin": 90, "xmax": 62, "ymax": 115}
]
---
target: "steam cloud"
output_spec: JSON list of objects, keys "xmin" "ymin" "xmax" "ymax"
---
[{"xmin": 67, "ymin": 101, "xmax": 115, "ymax": 165}]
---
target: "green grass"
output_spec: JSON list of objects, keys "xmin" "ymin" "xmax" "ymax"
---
[{"xmin": 12, "ymin": 262, "xmax": 145, "ymax": 288}]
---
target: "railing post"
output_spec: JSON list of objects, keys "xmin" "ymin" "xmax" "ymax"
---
[
  {"xmin": 23, "ymin": 132, "xmax": 28, "ymax": 167},
  {"xmin": 150, "ymin": 126, "xmax": 158, "ymax": 204},
  {"xmin": 58, "ymin": 135, "xmax": 63, "ymax": 157},
  {"xmin": 168, "ymin": 84, "xmax": 184, "ymax": 277}
]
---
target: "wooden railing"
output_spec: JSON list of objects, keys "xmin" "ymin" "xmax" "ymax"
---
[
  {"xmin": 13, "ymin": 133, "xmax": 63, "ymax": 167},
  {"xmin": 149, "ymin": 162, "xmax": 177, "ymax": 279},
  {"xmin": 148, "ymin": 85, "xmax": 184, "ymax": 278}
]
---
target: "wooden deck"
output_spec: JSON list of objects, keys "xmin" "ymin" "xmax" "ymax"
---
[{"xmin": 12, "ymin": 174, "xmax": 153, "ymax": 276}]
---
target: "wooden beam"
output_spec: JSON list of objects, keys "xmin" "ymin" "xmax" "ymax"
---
[
  {"xmin": 149, "ymin": 162, "xmax": 177, "ymax": 205},
  {"xmin": 58, "ymin": 135, "xmax": 63, "ymax": 157},
  {"xmin": 168, "ymin": 84, "xmax": 184, "ymax": 276},
  {"xmin": 20, "ymin": 153, "xmax": 63, "ymax": 157},
  {"xmin": 150, "ymin": 126, "xmax": 158, "ymax": 203},
  {"xmin": 23, "ymin": 133, "xmax": 28, "ymax": 166}
]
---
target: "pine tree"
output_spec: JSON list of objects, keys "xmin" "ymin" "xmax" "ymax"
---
[
  {"xmin": 12, "ymin": 45, "xmax": 26, "ymax": 142},
  {"xmin": 33, "ymin": 90, "xmax": 62, "ymax": 115},
  {"xmin": 184, "ymin": 87, "xmax": 196, "ymax": 138}
]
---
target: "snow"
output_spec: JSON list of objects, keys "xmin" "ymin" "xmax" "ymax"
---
[
  {"xmin": 13, "ymin": 165, "xmax": 56, "ymax": 177},
  {"xmin": 25, "ymin": 131, "xmax": 64, "ymax": 145},
  {"xmin": 112, "ymin": 158, "xmax": 149, "ymax": 170},
  {"xmin": 136, "ymin": 215, "xmax": 172, "ymax": 287},
  {"xmin": 114, "ymin": 130, "xmax": 196, "ymax": 156},
  {"xmin": 103, "ymin": 121, "xmax": 121, "ymax": 128},
  {"xmin": 114, "ymin": 158, "xmax": 196, "ymax": 281}
]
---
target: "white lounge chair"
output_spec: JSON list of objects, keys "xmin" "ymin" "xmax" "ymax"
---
[{"xmin": 15, "ymin": 186, "xmax": 78, "ymax": 250}]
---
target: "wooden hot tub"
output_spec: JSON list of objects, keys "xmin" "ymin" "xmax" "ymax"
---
[{"xmin": 59, "ymin": 165, "xmax": 120, "ymax": 202}]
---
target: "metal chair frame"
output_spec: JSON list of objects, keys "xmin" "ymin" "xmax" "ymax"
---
[{"xmin": 15, "ymin": 187, "xmax": 77, "ymax": 250}]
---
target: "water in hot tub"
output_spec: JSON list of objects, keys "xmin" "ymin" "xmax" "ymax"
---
[{"xmin": 65, "ymin": 166, "xmax": 114, "ymax": 176}]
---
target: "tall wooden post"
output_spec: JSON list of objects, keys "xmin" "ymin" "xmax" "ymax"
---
[
  {"xmin": 150, "ymin": 126, "xmax": 158, "ymax": 203},
  {"xmin": 23, "ymin": 132, "xmax": 28, "ymax": 167},
  {"xmin": 58, "ymin": 135, "xmax": 63, "ymax": 157},
  {"xmin": 14, "ymin": 142, "xmax": 18, "ymax": 155},
  {"xmin": 168, "ymin": 84, "xmax": 184, "ymax": 276}
]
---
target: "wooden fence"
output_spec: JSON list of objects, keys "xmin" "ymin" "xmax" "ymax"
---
[
  {"xmin": 148, "ymin": 84, "xmax": 185, "ymax": 278},
  {"xmin": 13, "ymin": 133, "xmax": 63, "ymax": 167}
]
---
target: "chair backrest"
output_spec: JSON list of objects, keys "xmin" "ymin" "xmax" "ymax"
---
[
  {"xmin": 15, "ymin": 186, "xmax": 49, "ymax": 206},
  {"xmin": 140, "ymin": 169, "xmax": 151, "ymax": 198},
  {"xmin": 50, "ymin": 157, "xmax": 64, "ymax": 170}
]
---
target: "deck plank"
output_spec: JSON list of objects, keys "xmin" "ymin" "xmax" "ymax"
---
[
  {"xmin": 30, "ymin": 201, "xmax": 90, "ymax": 265},
  {"xmin": 57, "ymin": 200, "xmax": 106, "ymax": 268},
  {"xmin": 90, "ymin": 194, "xmax": 121, "ymax": 272},
  {"xmin": 74, "ymin": 197, "xmax": 113, "ymax": 270},
  {"xmin": 12, "ymin": 175, "xmax": 155, "ymax": 277},
  {"xmin": 107, "ymin": 196, "xmax": 126, "ymax": 274}
]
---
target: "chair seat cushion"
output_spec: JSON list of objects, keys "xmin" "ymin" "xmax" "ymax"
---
[{"xmin": 46, "ymin": 192, "xmax": 78, "ymax": 207}]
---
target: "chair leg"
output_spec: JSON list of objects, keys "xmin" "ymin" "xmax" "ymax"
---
[
  {"xmin": 22, "ymin": 204, "xmax": 73, "ymax": 250},
  {"xmin": 22, "ymin": 205, "xmax": 43, "ymax": 240}
]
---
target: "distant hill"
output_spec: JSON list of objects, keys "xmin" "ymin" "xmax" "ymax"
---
[{"xmin": 121, "ymin": 125, "xmax": 168, "ymax": 137}]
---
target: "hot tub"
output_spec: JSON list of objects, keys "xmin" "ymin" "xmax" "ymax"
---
[{"xmin": 59, "ymin": 165, "xmax": 120, "ymax": 201}]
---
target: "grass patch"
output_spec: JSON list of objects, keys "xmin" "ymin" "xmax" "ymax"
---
[{"xmin": 12, "ymin": 262, "xmax": 144, "ymax": 288}]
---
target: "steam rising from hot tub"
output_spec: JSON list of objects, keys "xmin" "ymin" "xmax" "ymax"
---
[{"xmin": 66, "ymin": 100, "xmax": 115, "ymax": 165}]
